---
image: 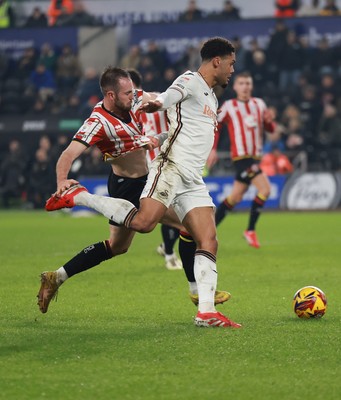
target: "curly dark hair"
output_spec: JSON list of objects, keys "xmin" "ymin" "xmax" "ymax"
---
[{"xmin": 200, "ymin": 37, "xmax": 235, "ymax": 61}]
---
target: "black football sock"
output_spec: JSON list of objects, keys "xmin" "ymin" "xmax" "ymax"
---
[
  {"xmin": 247, "ymin": 194, "xmax": 266, "ymax": 231},
  {"xmin": 161, "ymin": 224, "xmax": 180, "ymax": 255},
  {"xmin": 63, "ymin": 240, "xmax": 113, "ymax": 278},
  {"xmin": 215, "ymin": 198, "xmax": 234, "ymax": 226},
  {"xmin": 178, "ymin": 231, "xmax": 196, "ymax": 283}
]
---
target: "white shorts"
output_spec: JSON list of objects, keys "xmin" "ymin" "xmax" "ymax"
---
[{"xmin": 141, "ymin": 156, "xmax": 215, "ymax": 222}]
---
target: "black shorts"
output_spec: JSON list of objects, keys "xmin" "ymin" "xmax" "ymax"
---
[
  {"xmin": 107, "ymin": 170, "xmax": 148, "ymax": 226},
  {"xmin": 233, "ymin": 158, "xmax": 262, "ymax": 185}
]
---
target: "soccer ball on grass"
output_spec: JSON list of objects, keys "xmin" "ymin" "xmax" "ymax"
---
[{"xmin": 292, "ymin": 286, "xmax": 327, "ymax": 319}]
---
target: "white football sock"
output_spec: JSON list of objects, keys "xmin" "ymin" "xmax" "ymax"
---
[
  {"xmin": 194, "ymin": 253, "xmax": 217, "ymax": 313},
  {"xmin": 165, "ymin": 253, "xmax": 175, "ymax": 261},
  {"xmin": 56, "ymin": 267, "xmax": 68, "ymax": 284},
  {"xmin": 75, "ymin": 192, "xmax": 136, "ymax": 225}
]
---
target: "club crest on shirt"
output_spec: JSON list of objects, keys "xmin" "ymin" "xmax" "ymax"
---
[{"xmin": 245, "ymin": 115, "xmax": 257, "ymax": 128}]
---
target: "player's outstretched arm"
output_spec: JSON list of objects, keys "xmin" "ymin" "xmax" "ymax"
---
[{"xmin": 55, "ymin": 141, "xmax": 87, "ymax": 196}]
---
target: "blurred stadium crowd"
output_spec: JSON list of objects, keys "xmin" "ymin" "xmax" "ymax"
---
[{"xmin": 0, "ymin": 0, "xmax": 340, "ymax": 208}]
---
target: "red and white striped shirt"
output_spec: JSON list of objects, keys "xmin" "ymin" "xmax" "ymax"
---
[
  {"xmin": 140, "ymin": 110, "xmax": 169, "ymax": 162},
  {"xmin": 216, "ymin": 97, "xmax": 274, "ymax": 160},
  {"xmin": 73, "ymin": 89, "xmax": 149, "ymax": 161}
]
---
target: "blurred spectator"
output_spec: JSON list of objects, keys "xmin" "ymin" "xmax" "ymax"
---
[
  {"xmin": 118, "ymin": 45, "xmax": 141, "ymax": 70},
  {"xmin": 260, "ymin": 145, "xmax": 294, "ymax": 175},
  {"xmin": 297, "ymin": 0, "xmax": 321, "ymax": 16},
  {"xmin": 263, "ymin": 107, "xmax": 287, "ymax": 153},
  {"xmin": 285, "ymin": 118, "xmax": 305, "ymax": 155},
  {"xmin": 0, "ymin": 50, "xmax": 8, "ymax": 81},
  {"xmin": 230, "ymin": 37, "xmax": 247, "ymax": 73},
  {"xmin": 160, "ymin": 67, "xmax": 177, "ymax": 91},
  {"xmin": 141, "ymin": 69, "xmax": 160, "ymax": 92},
  {"xmin": 80, "ymin": 147, "xmax": 111, "ymax": 176},
  {"xmin": 317, "ymin": 103, "xmax": 341, "ymax": 145},
  {"xmin": 244, "ymin": 38, "xmax": 262, "ymax": 71},
  {"xmin": 12, "ymin": 47, "xmax": 37, "ymax": 80},
  {"xmin": 0, "ymin": 140, "xmax": 27, "ymax": 207},
  {"xmin": 37, "ymin": 43, "xmax": 57, "ymax": 73},
  {"xmin": 312, "ymin": 37, "xmax": 336, "ymax": 75},
  {"xmin": 212, "ymin": 0, "xmax": 241, "ymax": 20},
  {"xmin": 175, "ymin": 44, "xmax": 201, "ymax": 73},
  {"xmin": 75, "ymin": 66, "xmax": 101, "ymax": 105},
  {"xmin": 319, "ymin": 73, "xmax": 339, "ymax": 105},
  {"xmin": 78, "ymin": 94, "xmax": 100, "ymax": 120},
  {"xmin": 279, "ymin": 30, "xmax": 305, "ymax": 91},
  {"xmin": 0, "ymin": 0, "xmax": 15, "ymax": 28},
  {"xmin": 280, "ymin": 103, "xmax": 305, "ymax": 154},
  {"xmin": 47, "ymin": 0, "xmax": 74, "ymax": 26},
  {"xmin": 178, "ymin": 0, "xmax": 203, "ymax": 22},
  {"xmin": 144, "ymin": 41, "xmax": 168, "ymax": 76},
  {"xmin": 59, "ymin": 94, "xmax": 81, "ymax": 117},
  {"xmin": 26, "ymin": 148, "xmax": 55, "ymax": 209},
  {"xmin": 295, "ymin": 84, "xmax": 322, "ymax": 142},
  {"xmin": 24, "ymin": 6, "xmax": 48, "ymax": 27},
  {"xmin": 38, "ymin": 135, "xmax": 52, "ymax": 154},
  {"xmin": 137, "ymin": 55, "xmax": 159, "ymax": 89},
  {"xmin": 267, "ymin": 19, "xmax": 289, "ymax": 84},
  {"xmin": 248, "ymin": 50, "xmax": 268, "ymax": 96},
  {"xmin": 50, "ymin": 133, "xmax": 69, "ymax": 162},
  {"xmin": 58, "ymin": 0, "xmax": 97, "ymax": 26},
  {"xmin": 27, "ymin": 97, "xmax": 50, "ymax": 116},
  {"xmin": 316, "ymin": 103, "xmax": 341, "ymax": 169},
  {"xmin": 55, "ymin": 44, "xmax": 82, "ymax": 99},
  {"xmin": 274, "ymin": 0, "xmax": 300, "ymax": 17},
  {"xmin": 29, "ymin": 63, "xmax": 56, "ymax": 102},
  {"xmin": 320, "ymin": 0, "xmax": 339, "ymax": 15}
]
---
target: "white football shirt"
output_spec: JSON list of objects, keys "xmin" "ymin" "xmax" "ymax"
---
[{"xmin": 159, "ymin": 70, "xmax": 218, "ymax": 174}]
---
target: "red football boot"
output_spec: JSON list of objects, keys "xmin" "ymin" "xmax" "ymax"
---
[
  {"xmin": 195, "ymin": 311, "xmax": 242, "ymax": 328},
  {"xmin": 243, "ymin": 230, "xmax": 260, "ymax": 249},
  {"xmin": 45, "ymin": 184, "xmax": 88, "ymax": 211}
]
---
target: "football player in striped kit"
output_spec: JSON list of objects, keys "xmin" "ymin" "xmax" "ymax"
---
[
  {"xmin": 37, "ymin": 67, "xmax": 161, "ymax": 313},
  {"xmin": 209, "ymin": 72, "xmax": 275, "ymax": 248},
  {"xmin": 43, "ymin": 38, "xmax": 241, "ymax": 328}
]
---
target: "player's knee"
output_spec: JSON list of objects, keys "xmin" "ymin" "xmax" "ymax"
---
[
  {"xmin": 196, "ymin": 235, "xmax": 218, "ymax": 254},
  {"xmin": 260, "ymin": 189, "xmax": 271, "ymax": 199},
  {"xmin": 112, "ymin": 247, "xmax": 129, "ymax": 256},
  {"xmin": 132, "ymin": 217, "xmax": 158, "ymax": 233},
  {"xmin": 108, "ymin": 241, "xmax": 129, "ymax": 256},
  {"xmin": 231, "ymin": 194, "xmax": 243, "ymax": 204}
]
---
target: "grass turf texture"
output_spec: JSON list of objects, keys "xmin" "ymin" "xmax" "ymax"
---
[{"xmin": 0, "ymin": 210, "xmax": 340, "ymax": 400}]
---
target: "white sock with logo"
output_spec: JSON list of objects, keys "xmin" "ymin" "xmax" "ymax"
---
[{"xmin": 194, "ymin": 252, "xmax": 217, "ymax": 313}]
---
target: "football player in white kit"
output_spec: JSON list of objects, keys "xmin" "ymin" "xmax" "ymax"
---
[
  {"xmin": 128, "ymin": 68, "xmax": 182, "ymax": 271},
  {"xmin": 45, "ymin": 38, "xmax": 241, "ymax": 328}
]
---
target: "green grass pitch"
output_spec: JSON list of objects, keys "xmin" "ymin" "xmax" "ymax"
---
[{"xmin": 1, "ymin": 210, "xmax": 340, "ymax": 400}]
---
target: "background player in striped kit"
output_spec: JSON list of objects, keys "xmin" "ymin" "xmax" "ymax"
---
[
  {"xmin": 208, "ymin": 72, "xmax": 275, "ymax": 248},
  {"xmin": 128, "ymin": 69, "xmax": 182, "ymax": 271}
]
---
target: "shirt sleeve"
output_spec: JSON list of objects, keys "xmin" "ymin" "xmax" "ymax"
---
[{"xmin": 156, "ymin": 87, "xmax": 185, "ymax": 110}]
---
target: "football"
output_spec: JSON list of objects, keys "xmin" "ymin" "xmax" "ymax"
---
[{"xmin": 292, "ymin": 286, "xmax": 327, "ymax": 319}]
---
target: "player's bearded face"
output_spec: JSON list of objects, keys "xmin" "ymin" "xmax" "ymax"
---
[
  {"xmin": 115, "ymin": 78, "xmax": 134, "ymax": 111},
  {"xmin": 218, "ymin": 54, "xmax": 235, "ymax": 88},
  {"xmin": 116, "ymin": 94, "xmax": 133, "ymax": 112}
]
